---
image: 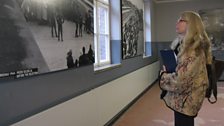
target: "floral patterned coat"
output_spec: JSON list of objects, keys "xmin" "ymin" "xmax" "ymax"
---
[{"xmin": 159, "ymin": 50, "xmax": 210, "ymax": 116}]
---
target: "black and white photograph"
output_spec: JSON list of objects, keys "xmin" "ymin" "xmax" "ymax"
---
[
  {"xmin": 0, "ymin": 0, "xmax": 94, "ymax": 79},
  {"xmin": 199, "ymin": 8, "xmax": 224, "ymax": 50},
  {"xmin": 121, "ymin": 0, "xmax": 144, "ymax": 59},
  {"xmin": 199, "ymin": 8, "xmax": 224, "ymax": 80}
]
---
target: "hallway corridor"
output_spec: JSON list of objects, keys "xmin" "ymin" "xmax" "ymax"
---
[{"xmin": 113, "ymin": 82, "xmax": 224, "ymax": 126}]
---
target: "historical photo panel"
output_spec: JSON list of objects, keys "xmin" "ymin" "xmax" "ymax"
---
[
  {"xmin": 121, "ymin": 0, "xmax": 144, "ymax": 59},
  {"xmin": 199, "ymin": 8, "xmax": 224, "ymax": 50},
  {"xmin": 0, "ymin": 0, "xmax": 94, "ymax": 79},
  {"xmin": 199, "ymin": 8, "xmax": 224, "ymax": 80}
]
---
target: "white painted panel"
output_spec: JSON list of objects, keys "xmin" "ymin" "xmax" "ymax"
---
[
  {"xmin": 12, "ymin": 61, "xmax": 160, "ymax": 126},
  {"xmin": 96, "ymin": 61, "xmax": 160, "ymax": 125},
  {"xmin": 12, "ymin": 90, "xmax": 99, "ymax": 126}
]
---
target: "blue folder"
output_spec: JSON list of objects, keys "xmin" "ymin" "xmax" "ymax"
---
[{"xmin": 160, "ymin": 50, "xmax": 177, "ymax": 73}]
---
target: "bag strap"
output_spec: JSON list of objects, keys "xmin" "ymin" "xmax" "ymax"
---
[
  {"xmin": 206, "ymin": 59, "xmax": 217, "ymax": 104},
  {"xmin": 158, "ymin": 71, "xmax": 167, "ymax": 99}
]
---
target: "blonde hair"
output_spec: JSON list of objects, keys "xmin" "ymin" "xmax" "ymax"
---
[{"xmin": 178, "ymin": 11, "xmax": 212, "ymax": 64}]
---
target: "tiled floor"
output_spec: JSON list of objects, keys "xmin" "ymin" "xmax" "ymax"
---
[{"xmin": 113, "ymin": 82, "xmax": 224, "ymax": 126}]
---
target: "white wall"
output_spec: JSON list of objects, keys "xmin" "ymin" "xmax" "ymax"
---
[
  {"xmin": 155, "ymin": 0, "xmax": 224, "ymax": 41},
  {"xmin": 12, "ymin": 61, "xmax": 160, "ymax": 126}
]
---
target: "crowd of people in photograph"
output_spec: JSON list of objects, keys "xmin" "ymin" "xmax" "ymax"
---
[
  {"xmin": 66, "ymin": 44, "xmax": 94, "ymax": 69},
  {"xmin": 122, "ymin": 13, "xmax": 142, "ymax": 59},
  {"xmin": 122, "ymin": 0, "xmax": 143, "ymax": 59},
  {"xmin": 16, "ymin": 0, "xmax": 93, "ymax": 41},
  {"xmin": 15, "ymin": 0, "xmax": 95, "ymax": 69}
]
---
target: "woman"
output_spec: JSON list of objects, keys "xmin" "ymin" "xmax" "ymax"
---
[{"xmin": 159, "ymin": 11, "xmax": 212, "ymax": 126}]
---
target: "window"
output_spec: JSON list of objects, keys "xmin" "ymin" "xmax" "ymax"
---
[
  {"xmin": 94, "ymin": 0, "xmax": 110, "ymax": 67},
  {"xmin": 144, "ymin": 1, "xmax": 152, "ymax": 57}
]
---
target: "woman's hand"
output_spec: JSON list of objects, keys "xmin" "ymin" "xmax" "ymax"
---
[{"xmin": 160, "ymin": 65, "xmax": 167, "ymax": 75}]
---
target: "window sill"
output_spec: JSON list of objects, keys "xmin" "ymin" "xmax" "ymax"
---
[
  {"xmin": 94, "ymin": 63, "xmax": 121, "ymax": 73},
  {"xmin": 143, "ymin": 55, "xmax": 151, "ymax": 59}
]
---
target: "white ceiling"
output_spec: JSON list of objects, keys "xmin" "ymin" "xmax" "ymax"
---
[{"xmin": 153, "ymin": 0, "xmax": 194, "ymax": 3}]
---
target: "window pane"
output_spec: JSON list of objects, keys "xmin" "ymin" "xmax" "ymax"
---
[
  {"xmin": 99, "ymin": 34, "xmax": 107, "ymax": 61},
  {"xmin": 94, "ymin": 0, "xmax": 110, "ymax": 67},
  {"xmin": 98, "ymin": 6, "xmax": 107, "ymax": 34}
]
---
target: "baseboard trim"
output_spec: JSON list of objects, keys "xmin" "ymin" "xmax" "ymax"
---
[{"xmin": 104, "ymin": 79, "xmax": 159, "ymax": 126}]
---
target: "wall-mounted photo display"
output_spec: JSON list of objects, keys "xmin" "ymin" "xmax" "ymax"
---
[
  {"xmin": 199, "ymin": 8, "xmax": 224, "ymax": 80},
  {"xmin": 121, "ymin": 0, "xmax": 144, "ymax": 59},
  {"xmin": 0, "ymin": 0, "xmax": 94, "ymax": 79},
  {"xmin": 199, "ymin": 8, "xmax": 224, "ymax": 50}
]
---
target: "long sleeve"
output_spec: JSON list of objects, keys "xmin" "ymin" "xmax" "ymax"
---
[{"xmin": 160, "ymin": 54, "xmax": 200, "ymax": 93}]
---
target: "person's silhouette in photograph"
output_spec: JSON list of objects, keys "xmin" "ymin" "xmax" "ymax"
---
[
  {"xmin": 79, "ymin": 46, "xmax": 92, "ymax": 67},
  {"xmin": 75, "ymin": 21, "xmax": 79, "ymax": 37},
  {"xmin": 78, "ymin": 14, "xmax": 83, "ymax": 37},
  {"xmin": 88, "ymin": 44, "xmax": 94, "ymax": 63},
  {"xmin": 48, "ymin": 7, "xmax": 57, "ymax": 38},
  {"xmin": 66, "ymin": 50, "xmax": 75, "ymax": 68},
  {"xmin": 85, "ymin": 10, "xmax": 92, "ymax": 34},
  {"xmin": 56, "ymin": 13, "xmax": 64, "ymax": 41}
]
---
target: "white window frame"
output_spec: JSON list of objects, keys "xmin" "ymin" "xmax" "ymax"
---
[
  {"xmin": 143, "ymin": 1, "xmax": 152, "ymax": 58},
  {"xmin": 94, "ymin": 0, "xmax": 111, "ymax": 68}
]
